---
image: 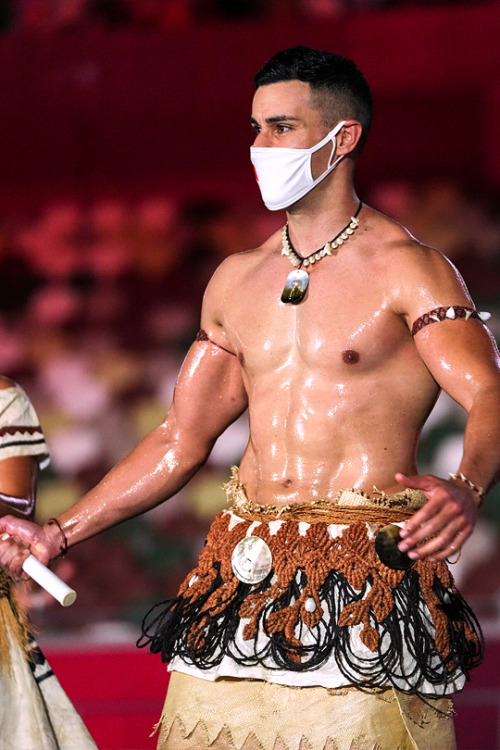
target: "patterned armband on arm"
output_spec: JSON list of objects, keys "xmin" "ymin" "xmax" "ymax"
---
[
  {"xmin": 195, "ymin": 329, "xmax": 237, "ymax": 356},
  {"xmin": 411, "ymin": 306, "xmax": 491, "ymax": 336}
]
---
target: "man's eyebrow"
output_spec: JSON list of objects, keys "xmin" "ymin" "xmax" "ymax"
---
[{"xmin": 250, "ymin": 115, "xmax": 299, "ymax": 126}]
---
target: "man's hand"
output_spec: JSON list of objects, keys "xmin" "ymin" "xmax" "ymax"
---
[
  {"xmin": 395, "ymin": 472, "xmax": 480, "ymax": 561},
  {"xmin": 0, "ymin": 516, "xmax": 55, "ymax": 579}
]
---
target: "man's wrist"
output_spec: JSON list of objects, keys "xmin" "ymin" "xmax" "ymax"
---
[
  {"xmin": 449, "ymin": 472, "xmax": 485, "ymax": 507},
  {"xmin": 44, "ymin": 518, "xmax": 69, "ymax": 558}
]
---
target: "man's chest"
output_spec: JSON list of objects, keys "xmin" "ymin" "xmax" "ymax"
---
[{"xmin": 222, "ymin": 272, "xmax": 412, "ymax": 377}]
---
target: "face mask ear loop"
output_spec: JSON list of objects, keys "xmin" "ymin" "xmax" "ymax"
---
[
  {"xmin": 327, "ymin": 136, "xmax": 338, "ymax": 170},
  {"xmin": 329, "ymin": 153, "xmax": 346, "ymax": 171},
  {"xmin": 308, "ymin": 133, "xmax": 339, "ymax": 185},
  {"xmin": 326, "ymin": 121, "xmax": 346, "ymax": 169}
]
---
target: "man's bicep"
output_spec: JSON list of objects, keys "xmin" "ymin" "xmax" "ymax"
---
[
  {"xmin": 170, "ymin": 254, "xmax": 247, "ymax": 442},
  {"xmin": 393, "ymin": 243, "xmax": 474, "ymax": 330},
  {"xmin": 414, "ymin": 320, "xmax": 500, "ymax": 411},
  {"xmin": 197, "ymin": 254, "xmax": 242, "ymax": 355},
  {"xmin": 395, "ymin": 245, "xmax": 499, "ymax": 404},
  {"xmin": 169, "ymin": 339, "xmax": 248, "ymax": 445}
]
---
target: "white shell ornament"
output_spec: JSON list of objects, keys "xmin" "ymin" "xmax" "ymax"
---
[
  {"xmin": 231, "ymin": 536, "xmax": 273, "ymax": 584},
  {"xmin": 281, "ymin": 269, "xmax": 309, "ymax": 305},
  {"xmin": 304, "ymin": 597, "xmax": 317, "ymax": 613}
]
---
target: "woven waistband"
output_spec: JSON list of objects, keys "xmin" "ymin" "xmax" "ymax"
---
[
  {"xmin": 224, "ymin": 466, "xmax": 427, "ymax": 525},
  {"xmin": 229, "ymin": 504, "xmax": 414, "ymax": 525}
]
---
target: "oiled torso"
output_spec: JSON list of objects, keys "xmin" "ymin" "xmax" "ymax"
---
[{"xmin": 212, "ymin": 220, "xmax": 440, "ymax": 505}]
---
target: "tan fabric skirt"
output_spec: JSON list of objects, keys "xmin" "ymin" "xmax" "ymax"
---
[{"xmin": 155, "ymin": 671, "xmax": 456, "ymax": 750}]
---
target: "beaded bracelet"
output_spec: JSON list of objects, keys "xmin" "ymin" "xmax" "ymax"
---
[
  {"xmin": 449, "ymin": 472, "xmax": 485, "ymax": 507},
  {"xmin": 46, "ymin": 518, "xmax": 69, "ymax": 557}
]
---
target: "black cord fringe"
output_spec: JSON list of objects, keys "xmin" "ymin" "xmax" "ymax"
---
[{"xmin": 137, "ymin": 562, "xmax": 483, "ymax": 697}]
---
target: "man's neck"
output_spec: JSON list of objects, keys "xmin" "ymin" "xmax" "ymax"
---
[{"xmin": 285, "ymin": 190, "xmax": 360, "ymax": 256}]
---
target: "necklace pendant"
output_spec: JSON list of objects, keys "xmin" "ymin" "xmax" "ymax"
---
[
  {"xmin": 281, "ymin": 268, "xmax": 309, "ymax": 304},
  {"xmin": 280, "ymin": 202, "xmax": 362, "ymax": 305}
]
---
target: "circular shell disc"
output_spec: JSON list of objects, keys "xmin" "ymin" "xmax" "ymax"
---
[{"xmin": 231, "ymin": 535, "xmax": 273, "ymax": 584}]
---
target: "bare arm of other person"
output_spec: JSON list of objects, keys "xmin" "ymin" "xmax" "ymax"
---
[
  {"xmin": 0, "ymin": 259, "xmax": 248, "ymax": 576},
  {"xmin": 391, "ymin": 239, "xmax": 500, "ymax": 561},
  {"xmin": 0, "ymin": 455, "xmax": 37, "ymax": 519},
  {"xmin": 0, "ymin": 377, "xmax": 38, "ymax": 520}
]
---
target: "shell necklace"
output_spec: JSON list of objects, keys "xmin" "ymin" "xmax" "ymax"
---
[{"xmin": 280, "ymin": 201, "xmax": 363, "ymax": 304}]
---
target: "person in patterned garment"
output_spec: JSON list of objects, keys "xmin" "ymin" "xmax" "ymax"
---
[
  {"xmin": 1, "ymin": 47, "xmax": 500, "ymax": 750},
  {"xmin": 0, "ymin": 377, "xmax": 97, "ymax": 749}
]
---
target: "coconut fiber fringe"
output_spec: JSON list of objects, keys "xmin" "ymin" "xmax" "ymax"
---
[{"xmin": 138, "ymin": 510, "xmax": 483, "ymax": 696}]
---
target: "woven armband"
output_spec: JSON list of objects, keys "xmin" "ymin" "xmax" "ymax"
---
[
  {"xmin": 411, "ymin": 306, "xmax": 491, "ymax": 336},
  {"xmin": 195, "ymin": 329, "xmax": 237, "ymax": 356}
]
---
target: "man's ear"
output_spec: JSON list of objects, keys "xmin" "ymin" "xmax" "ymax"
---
[{"xmin": 336, "ymin": 121, "xmax": 363, "ymax": 156}]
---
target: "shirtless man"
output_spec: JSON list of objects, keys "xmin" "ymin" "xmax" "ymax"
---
[{"xmin": 1, "ymin": 46, "xmax": 499, "ymax": 750}]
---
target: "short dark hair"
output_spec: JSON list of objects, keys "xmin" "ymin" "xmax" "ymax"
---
[{"xmin": 254, "ymin": 46, "xmax": 373, "ymax": 152}]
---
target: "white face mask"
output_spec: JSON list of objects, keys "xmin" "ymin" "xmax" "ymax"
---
[{"xmin": 250, "ymin": 120, "xmax": 346, "ymax": 211}]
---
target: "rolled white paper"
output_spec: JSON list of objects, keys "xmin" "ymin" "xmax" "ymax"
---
[{"xmin": 22, "ymin": 555, "xmax": 77, "ymax": 607}]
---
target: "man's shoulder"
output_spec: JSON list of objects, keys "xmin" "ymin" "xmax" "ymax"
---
[
  {"xmin": 362, "ymin": 206, "xmax": 469, "ymax": 320},
  {"xmin": 365, "ymin": 206, "xmax": 452, "ymax": 272},
  {"xmin": 201, "ymin": 228, "xmax": 281, "ymax": 326},
  {"xmin": 206, "ymin": 228, "xmax": 281, "ymax": 290}
]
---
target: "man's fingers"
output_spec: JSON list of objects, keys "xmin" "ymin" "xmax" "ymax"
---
[
  {"xmin": 398, "ymin": 499, "xmax": 442, "ymax": 540},
  {"xmin": 395, "ymin": 472, "xmax": 421, "ymax": 489},
  {"xmin": 394, "ymin": 471, "xmax": 478, "ymax": 562},
  {"xmin": 406, "ymin": 520, "xmax": 466, "ymax": 558},
  {"xmin": 395, "ymin": 472, "xmax": 437, "ymax": 491},
  {"xmin": 399, "ymin": 479, "xmax": 464, "ymax": 542},
  {"xmin": 0, "ymin": 535, "xmax": 31, "ymax": 579},
  {"xmin": 400, "ymin": 498, "xmax": 463, "ymax": 541},
  {"xmin": 430, "ymin": 529, "xmax": 470, "ymax": 562},
  {"xmin": 398, "ymin": 506, "xmax": 471, "ymax": 561},
  {"xmin": 0, "ymin": 516, "xmax": 42, "ymax": 548},
  {"xmin": 407, "ymin": 527, "xmax": 471, "ymax": 562}
]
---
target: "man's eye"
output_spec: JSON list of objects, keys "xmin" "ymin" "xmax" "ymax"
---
[{"xmin": 276, "ymin": 124, "xmax": 290, "ymax": 134}]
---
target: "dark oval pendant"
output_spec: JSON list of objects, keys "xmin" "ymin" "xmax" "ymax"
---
[
  {"xmin": 374, "ymin": 524, "xmax": 414, "ymax": 570},
  {"xmin": 281, "ymin": 269, "xmax": 309, "ymax": 305}
]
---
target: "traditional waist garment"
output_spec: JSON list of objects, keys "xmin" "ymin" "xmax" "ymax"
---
[
  {"xmin": 140, "ymin": 469, "xmax": 483, "ymax": 699},
  {"xmin": 140, "ymin": 469, "xmax": 483, "ymax": 750}
]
